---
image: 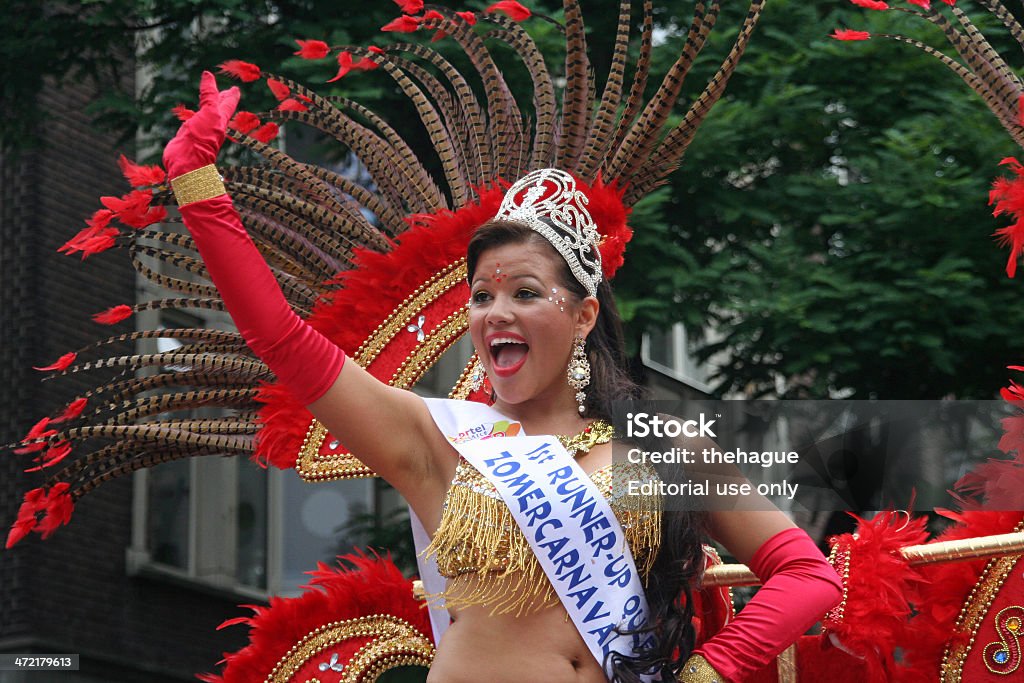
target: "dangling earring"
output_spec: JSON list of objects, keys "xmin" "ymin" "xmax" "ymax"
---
[
  {"xmin": 469, "ymin": 354, "xmax": 488, "ymax": 392},
  {"xmin": 567, "ymin": 336, "xmax": 591, "ymax": 415}
]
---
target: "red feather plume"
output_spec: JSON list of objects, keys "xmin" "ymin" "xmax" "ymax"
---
[
  {"xmin": 117, "ymin": 154, "xmax": 166, "ymax": 187},
  {"xmin": 197, "ymin": 552, "xmax": 431, "ymax": 683},
  {"xmin": 824, "ymin": 511, "xmax": 930, "ymax": 682}
]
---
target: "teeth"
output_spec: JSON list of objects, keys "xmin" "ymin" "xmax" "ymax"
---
[{"xmin": 490, "ymin": 337, "xmax": 526, "ymax": 347}]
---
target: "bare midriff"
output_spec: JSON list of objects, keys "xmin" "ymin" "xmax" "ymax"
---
[{"xmin": 427, "ymin": 601, "xmax": 607, "ymax": 683}]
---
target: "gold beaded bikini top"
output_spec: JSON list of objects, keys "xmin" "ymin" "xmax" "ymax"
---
[{"xmin": 422, "ymin": 455, "xmax": 662, "ymax": 617}]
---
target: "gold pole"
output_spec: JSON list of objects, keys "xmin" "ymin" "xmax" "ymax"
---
[{"xmin": 701, "ymin": 531, "xmax": 1024, "ymax": 588}]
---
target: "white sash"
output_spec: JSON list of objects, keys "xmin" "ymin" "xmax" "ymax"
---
[{"xmin": 415, "ymin": 398, "xmax": 655, "ymax": 680}]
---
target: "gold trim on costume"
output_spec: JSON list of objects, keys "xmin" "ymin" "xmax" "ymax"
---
[
  {"xmin": 391, "ymin": 308, "xmax": 468, "ymax": 389},
  {"xmin": 776, "ymin": 643, "xmax": 798, "ymax": 683},
  {"xmin": 678, "ymin": 653, "xmax": 725, "ymax": 682},
  {"xmin": 940, "ymin": 520, "xmax": 1024, "ymax": 682},
  {"xmin": 296, "ymin": 419, "xmax": 375, "ymax": 482},
  {"xmin": 265, "ymin": 614, "xmax": 434, "ymax": 683},
  {"xmin": 449, "ymin": 352, "xmax": 481, "ymax": 400},
  {"xmin": 170, "ymin": 165, "xmax": 226, "ymax": 206},
  {"xmin": 296, "ymin": 260, "xmax": 470, "ymax": 483},
  {"xmin": 982, "ymin": 605, "xmax": 1023, "ymax": 675},
  {"xmin": 354, "ymin": 259, "xmax": 467, "ymax": 367},
  {"xmin": 823, "ymin": 537, "xmax": 852, "ymax": 629}
]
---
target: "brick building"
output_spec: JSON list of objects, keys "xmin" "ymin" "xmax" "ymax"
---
[{"xmin": 0, "ymin": 73, "xmax": 251, "ymax": 681}]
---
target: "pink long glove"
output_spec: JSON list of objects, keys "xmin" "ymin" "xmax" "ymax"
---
[
  {"xmin": 695, "ymin": 527, "xmax": 843, "ymax": 682},
  {"xmin": 163, "ymin": 71, "xmax": 345, "ymax": 405}
]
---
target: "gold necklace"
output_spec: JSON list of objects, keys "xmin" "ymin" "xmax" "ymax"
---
[{"xmin": 556, "ymin": 419, "xmax": 614, "ymax": 458}]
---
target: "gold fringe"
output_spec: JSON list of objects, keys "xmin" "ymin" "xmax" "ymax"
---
[{"xmin": 423, "ymin": 459, "xmax": 662, "ymax": 616}]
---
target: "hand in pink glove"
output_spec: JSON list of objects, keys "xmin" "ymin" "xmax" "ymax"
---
[
  {"xmin": 692, "ymin": 527, "xmax": 843, "ymax": 682},
  {"xmin": 162, "ymin": 72, "xmax": 346, "ymax": 406},
  {"xmin": 163, "ymin": 70, "xmax": 240, "ymax": 179}
]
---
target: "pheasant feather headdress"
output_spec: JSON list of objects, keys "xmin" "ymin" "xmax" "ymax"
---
[{"xmin": 7, "ymin": 0, "xmax": 765, "ymax": 546}]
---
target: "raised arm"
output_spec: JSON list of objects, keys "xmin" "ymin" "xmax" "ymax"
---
[{"xmin": 163, "ymin": 72, "xmax": 451, "ymax": 513}]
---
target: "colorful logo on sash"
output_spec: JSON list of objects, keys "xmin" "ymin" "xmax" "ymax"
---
[{"xmin": 448, "ymin": 419, "xmax": 522, "ymax": 444}]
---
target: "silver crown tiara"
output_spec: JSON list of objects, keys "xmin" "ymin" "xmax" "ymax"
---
[{"xmin": 492, "ymin": 168, "xmax": 602, "ymax": 297}]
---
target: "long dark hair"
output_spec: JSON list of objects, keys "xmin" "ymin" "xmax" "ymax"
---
[{"xmin": 467, "ymin": 220, "xmax": 709, "ymax": 682}]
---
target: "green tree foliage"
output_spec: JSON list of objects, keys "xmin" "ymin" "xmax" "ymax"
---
[{"xmin": 616, "ymin": 1, "xmax": 1024, "ymax": 398}]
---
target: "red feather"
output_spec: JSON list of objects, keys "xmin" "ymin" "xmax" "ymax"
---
[
  {"xmin": 171, "ymin": 104, "xmax": 196, "ymax": 121},
  {"xmin": 989, "ymin": 158, "xmax": 1024, "ymax": 277},
  {"xmin": 5, "ymin": 516, "xmax": 36, "ymax": 549},
  {"xmin": 217, "ymin": 60, "xmax": 262, "ymax": 82},
  {"xmin": 485, "ymin": 1, "xmax": 531, "ymax": 21},
  {"xmin": 824, "ymin": 511, "xmax": 930, "ymax": 681},
  {"xmin": 251, "ymin": 123, "xmax": 279, "ymax": 143},
  {"xmin": 293, "ymin": 39, "xmax": 329, "ymax": 60},
  {"xmin": 831, "ymin": 29, "xmax": 871, "ymax": 41},
  {"xmin": 998, "ymin": 414, "xmax": 1024, "ymax": 454},
  {"xmin": 32, "ymin": 352, "xmax": 76, "ymax": 372},
  {"xmin": 229, "ymin": 111, "xmax": 261, "ymax": 134},
  {"xmin": 393, "ymin": 0, "xmax": 424, "ymax": 13},
  {"xmin": 117, "ymin": 154, "xmax": 166, "ymax": 187},
  {"xmin": 4, "ymin": 489, "xmax": 46, "ymax": 548},
  {"xmin": 849, "ymin": 0, "xmax": 888, "ymax": 8},
  {"xmin": 22, "ymin": 416, "xmax": 55, "ymax": 440},
  {"xmin": 36, "ymin": 483, "xmax": 74, "ymax": 539},
  {"xmin": 266, "ymin": 78, "xmax": 290, "ymax": 101},
  {"xmin": 276, "ymin": 98, "xmax": 308, "ymax": 113},
  {"xmin": 381, "ymin": 15, "xmax": 421, "ymax": 33},
  {"xmin": 25, "ymin": 441, "xmax": 73, "ymax": 472},
  {"xmin": 100, "ymin": 189, "xmax": 168, "ymax": 229},
  {"xmin": 587, "ymin": 175, "xmax": 633, "ymax": 279},
  {"xmin": 53, "ymin": 397, "xmax": 88, "ymax": 423},
  {"xmin": 75, "ymin": 230, "xmax": 119, "ymax": 258},
  {"xmin": 328, "ymin": 51, "xmax": 355, "ymax": 82},
  {"xmin": 59, "ymin": 209, "xmax": 120, "ymax": 257},
  {"xmin": 354, "ymin": 57, "xmax": 381, "ymax": 71},
  {"xmin": 92, "ymin": 304, "xmax": 134, "ymax": 325},
  {"xmin": 198, "ymin": 552, "xmax": 431, "ymax": 682}
]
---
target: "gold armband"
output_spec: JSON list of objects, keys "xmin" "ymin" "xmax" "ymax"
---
[
  {"xmin": 170, "ymin": 165, "xmax": 226, "ymax": 206},
  {"xmin": 678, "ymin": 654, "xmax": 725, "ymax": 683}
]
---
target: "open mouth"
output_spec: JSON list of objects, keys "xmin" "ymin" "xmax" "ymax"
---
[{"xmin": 489, "ymin": 336, "xmax": 530, "ymax": 377}]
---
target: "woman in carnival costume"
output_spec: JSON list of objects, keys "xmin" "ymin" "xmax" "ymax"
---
[{"xmin": 10, "ymin": 2, "xmax": 843, "ymax": 681}]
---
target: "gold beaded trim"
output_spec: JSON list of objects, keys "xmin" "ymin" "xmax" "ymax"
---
[
  {"xmin": 296, "ymin": 259, "xmax": 470, "ymax": 482},
  {"xmin": 449, "ymin": 352, "xmax": 480, "ymax": 400},
  {"xmin": 983, "ymin": 605, "xmax": 1023, "ymax": 674},
  {"xmin": 265, "ymin": 614, "xmax": 434, "ymax": 683},
  {"xmin": 940, "ymin": 519, "xmax": 1024, "ymax": 682},
  {"xmin": 354, "ymin": 259, "xmax": 467, "ymax": 366},
  {"xmin": 391, "ymin": 308, "xmax": 468, "ymax": 389},
  {"xmin": 677, "ymin": 653, "xmax": 725, "ymax": 682},
  {"xmin": 170, "ymin": 165, "xmax": 226, "ymax": 206},
  {"xmin": 823, "ymin": 535, "xmax": 853, "ymax": 630},
  {"xmin": 296, "ymin": 419, "xmax": 375, "ymax": 481}
]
